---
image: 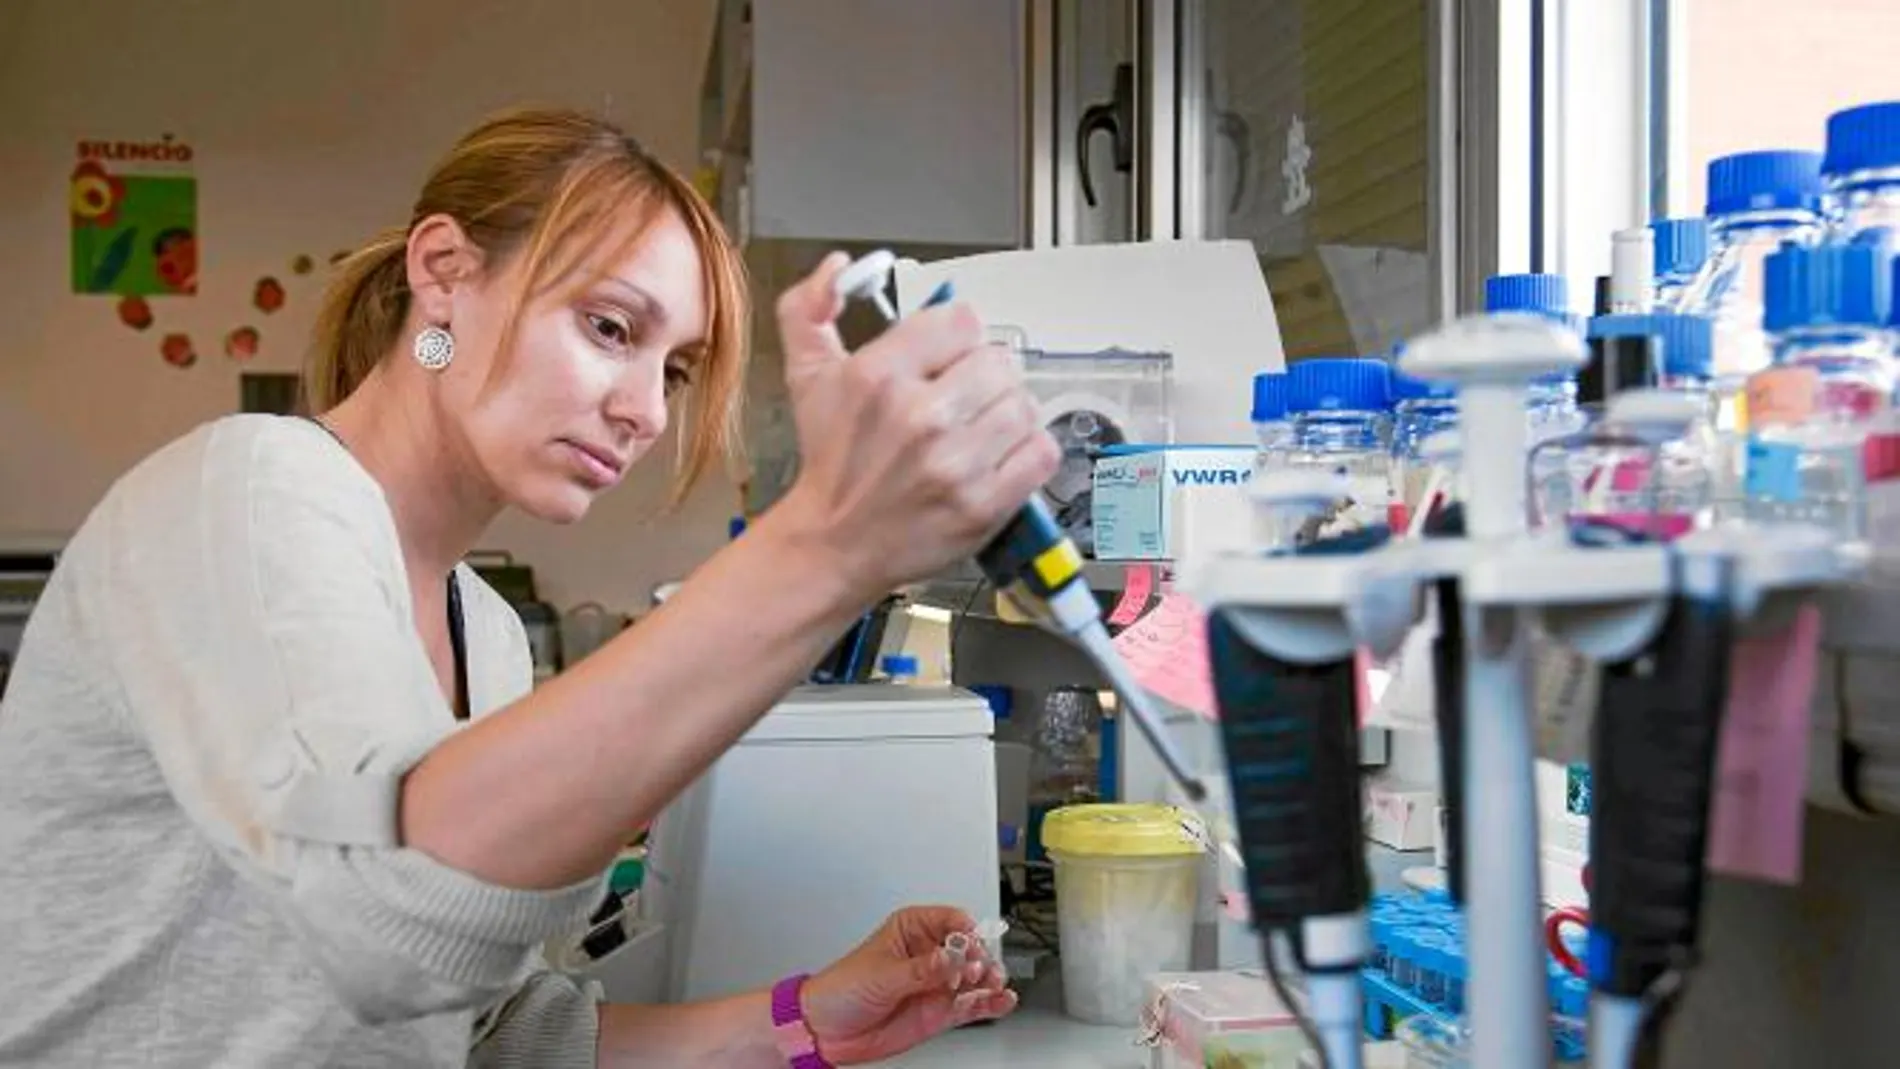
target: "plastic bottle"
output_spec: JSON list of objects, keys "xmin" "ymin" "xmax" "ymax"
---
[
  {"xmin": 1681, "ymin": 150, "xmax": 1827, "ymax": 391},
  {"xmin": 1745, "ymin": 239, "xmax": 1896, "ymax": 539},
  {"xmin": 1391, "ymin": 372, "xmax": 1459, "ymax": 530},
  {"xmin": 1557, "ymin": 314, "xmax": 1717, "ymax": 538},
  {"xmin": 1651, "ymin": 218, "xmax": 1712, "ymax": 312},
  {"xmin": 1823, "ymin": 100, "xmax": 1900, "ymax": 243},
  {"xmin": 1485, "ymin": 273, "xmax": 1586, "ymax": 443},
  {"xmin": 1251, "ymin": 370, "xmax": 1295, "ymax": 464},
  {"xmin": 1283, "ymin": 357, "xmax": 1394, "ymax": 543}
]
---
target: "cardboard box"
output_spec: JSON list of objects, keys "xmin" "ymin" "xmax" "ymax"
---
[
  {"xmin": 1093, "ymin": 446, "xmax": 1256, "ymax": 562},
  {"xmin": 1364, "ymin": 778, "xmax": 1439, "ymax": 851}
]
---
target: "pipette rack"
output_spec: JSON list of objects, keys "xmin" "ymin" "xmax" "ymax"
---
[{"xmin": 1186, "ymin": 313, "xmax": 1856, "ymax": 1068}]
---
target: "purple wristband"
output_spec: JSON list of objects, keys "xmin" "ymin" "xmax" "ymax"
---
[{"xmin": 770, "ymin": 973, "xmax": 833, "ymax": 1069}]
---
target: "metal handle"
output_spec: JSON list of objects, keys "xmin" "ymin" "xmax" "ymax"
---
[{"xmin": 1076, "ymin": 63, "xmax": 1135, "ymax": 208}]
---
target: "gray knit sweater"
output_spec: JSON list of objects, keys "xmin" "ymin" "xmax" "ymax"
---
[{"xmin": 0, "ymin": 416, "xmax": 606, "ymax": 1067}]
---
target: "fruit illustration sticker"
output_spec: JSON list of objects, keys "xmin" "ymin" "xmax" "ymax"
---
[
  {"xmin": 224, "ymin": 327, "xmax": 260, "ymax": 361},
  {"xmin": 253, "ymin": 277, "xmax": 285, "ymax": 313},
  {"xmin": 161, "ymin": 333, "xmax": 196, "ymax": 369},
  {"xmin": 69, "ymin": 135, "xmax": 198, "ymax": 297}
]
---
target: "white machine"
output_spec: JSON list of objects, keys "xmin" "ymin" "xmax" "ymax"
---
[{"xmin": 642, "ymin": 684, "xmax": 1001, "ymax": 1002}]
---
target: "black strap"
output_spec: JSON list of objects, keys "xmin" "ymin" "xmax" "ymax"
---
[{"xmin": 300, "ymin": 415, "xmax": 471, "ymax": 720}]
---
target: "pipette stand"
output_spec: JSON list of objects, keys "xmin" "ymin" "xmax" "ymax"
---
[{"xmin": 1190, "ymin": 314, "xmax": 1861, "ymax": 1068}]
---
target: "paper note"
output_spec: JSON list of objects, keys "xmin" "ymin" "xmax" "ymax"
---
[
  {"xmin": 1112, "ymin": 591, "xmax": 1216, "ymax": 719},
  {"xmin": 1746, "ymin": 366, "xmax": 1819, "ymax": 427},
  {"xmin": 1706, "ymin": 604, "xmax": 1823, "ymax": 884},
  {"xmin": 1107, "ymin": 562, "xmax": 1158, "ymax": 627},
  {"xmin": 893, "ymin": 241, "xmax": 1286, "ymax": 445}
]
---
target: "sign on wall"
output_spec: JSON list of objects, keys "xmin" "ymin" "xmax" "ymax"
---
[{"xmin": 69, "ymin": 135, "xmax": 198, "ymax": 297}]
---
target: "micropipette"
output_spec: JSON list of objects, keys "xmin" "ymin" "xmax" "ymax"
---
[{"xmin": 834, "ymin": 250, "xmax": 1208, "ymax": 803}]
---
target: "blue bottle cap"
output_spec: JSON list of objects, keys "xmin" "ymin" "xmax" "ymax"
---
[
  {"xmin": 1764, "ymin": 239, "xmax": 1893, "ymax": 331},
  {"xmin": 1392, "ymin": 372, "xmax": 1456, "ymax": 402},
  {"xmin": 1824, "ymin": 101, "xmax": 1900, "ymax": 178},
  {"xmin": 1251, "ymin": 371, "xmax": 1291, "ymax": 422},
  {"xmin": 879, "ymin": 654, "xmax": 920, "ymax": 678},
  {"xmin": 1587, "ymin": 312, "xmax": 1714, "ymax": 381},
  {"xmin": 1484, "ymin": 274, "xmax": 1572, "ymax": 321},
  {"xmin": 1651, "ymin": 217, "xmax": 1711, "ymax": 278},
  {"xmin": 1705, "ymin": 150, "xmax": 1824, "ymax": 217},
  {"xmin": 1288, "ymin": 357, "xmax": 1392, "ymax": 413},
  {"xmin": 969, "ymin": 683, "xmax": 1013, "ymax": 721},
  {"xmin": 1893, "ymin": 256, "xmax": 1900, "ymax": 327}
]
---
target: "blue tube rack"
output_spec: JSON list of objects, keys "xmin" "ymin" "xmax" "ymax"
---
[{"xmin": 1361, "ymin": 890, "xmax": 1589, "ymax": 1063}]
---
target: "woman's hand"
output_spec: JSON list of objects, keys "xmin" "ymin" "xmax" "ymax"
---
[
  {"xmin": 772, "ymin": 253, "xmax": 1060, "ymax": 602},
  {"xmin": 799, "ymin": 906, "xmax": 1017, "ymax": 1065}
]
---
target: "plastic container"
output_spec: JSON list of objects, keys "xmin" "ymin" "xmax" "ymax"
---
[
  {"xmin": 1283, "ymin": 358, "xmax": 1395, "ymax": 543},
  {"xmin": 1144, "ymin": 970, "xmax": 1307, "ymax": 1069},
  {"xmin": 1744, "ymin": 239, "xmax": 1897, "ymax": 539},
  {"xmin": 1043, "ymin": 803, "xmax": 1206, "ymax": 1025},
  {"xmin": 1823, "ymin": 100, "xmax": 1900, "ymax": 242},
  {"xmin": 1652, "ymin": 217, "xmax": 1712, "ymax": 312}
]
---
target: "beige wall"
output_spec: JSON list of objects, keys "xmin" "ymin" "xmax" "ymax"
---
[
  {"xmin": 1682, "ymin": 0, "xmax": 1900, "ymax": 212},
  {"xmin": 0, "ymin": 0, "xmax": 741, "ymax": 614}
]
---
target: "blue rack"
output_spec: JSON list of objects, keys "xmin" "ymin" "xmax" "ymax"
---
[{"xmin": 1361, "ymin": 890, "xmax": 1589, "ymax": 1063}]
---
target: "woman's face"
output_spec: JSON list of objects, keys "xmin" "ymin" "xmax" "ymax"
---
[{"xmin": 434, "ymin": 210, "xmax": 709, "ymax": 524}]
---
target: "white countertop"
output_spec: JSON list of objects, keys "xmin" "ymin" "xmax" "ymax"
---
[{"xmin": 877, "ymin": 976, "xmax": 1148, "ymax": 1068}]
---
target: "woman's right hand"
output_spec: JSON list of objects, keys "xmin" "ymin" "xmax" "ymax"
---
[{"xmin": 772, "ymin": 252, "xmax": 1060, "ymax": 600}]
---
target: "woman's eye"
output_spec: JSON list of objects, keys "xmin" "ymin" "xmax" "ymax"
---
[
  {"xmin": 586, "ymin": 313, "xmax": 631, "ymax": 348},
  {"xmin": 664, "ymin": 363, "xmax": 693, "ymax": 394}
]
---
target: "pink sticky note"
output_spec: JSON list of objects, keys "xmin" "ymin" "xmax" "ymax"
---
[
  {"xmin": 1111, "ymin": 591, "xmax": 1216, "ymax": 719},
  {"xmin": 1107, "ymin": 563, "xmax": 1158, "ymax": 627},
  {"xmin": 1706, "ymin": 604, "xmax": 1822, "ymax": 884}
]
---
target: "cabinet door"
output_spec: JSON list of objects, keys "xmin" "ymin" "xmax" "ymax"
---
[
  {"xmin": 750, "ymin": 0, "xmax": 1022, "ymax": 246},
  {"xmin": 1178, "ymin": 0, "xmax": 1442, "ymax": 359}
]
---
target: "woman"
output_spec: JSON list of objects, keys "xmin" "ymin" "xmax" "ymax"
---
[{"xmin": 0, "ymin": 108, "xmax": 1056, "ymax": 1066}]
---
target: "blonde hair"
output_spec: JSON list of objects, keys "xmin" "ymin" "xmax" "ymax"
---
[{"xmin": 307, "ymin": 107, "xmax": 749, "ymax": 498}]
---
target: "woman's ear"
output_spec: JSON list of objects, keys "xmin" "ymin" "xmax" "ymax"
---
[{"xmin": 406, "ymin": 214, "xmax": 485, "ymax": 324}]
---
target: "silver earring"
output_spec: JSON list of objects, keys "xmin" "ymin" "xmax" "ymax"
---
[{"xmin": 413, "ymin": 325, "xmax": 455, "ymax": 370}]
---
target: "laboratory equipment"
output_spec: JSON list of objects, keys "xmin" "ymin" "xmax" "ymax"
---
[
  {"xmin": 833, "ymin": 249, "xmax": 1208, "ymax": 803},
  {"xmin": 1745, "ymin": 238, "xmax": 1896, "ymax": 539},
  {"xmin": 1195, "ymin": 313, "xmax": 1621, "ymax": 1069},
  {"xmin": 1021, "ymin": 347, "xmax": 1175, "ymax": 556},
  {"xmin": 1391, "ymin": 372, "xmax": 1459, "ymax": 531},
  {"xmin": 1651, "ymin": 218, "xmax": 1711, "ymax": 312},
  {"xmin": 0, "ymin": 539, "xmax": 60, "ymax": 701},
  {"xmin": 1041, "ymin": 803, "xmax": 1207, "ymax": 1025},
  {"xmin": 642, "ymin": 685, "xmax": 1001, "ymax": 1001},
  {"xmin": 1822, "ymin": 100, "xmax": 1900, "ymax": 242}
]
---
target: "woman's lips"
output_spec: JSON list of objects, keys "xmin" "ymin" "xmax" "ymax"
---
[{"xmin": 562, "ymin": 440, "xmax": 624, "ymax": 488}]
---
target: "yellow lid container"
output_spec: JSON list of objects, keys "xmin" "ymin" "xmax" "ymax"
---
[{"xmin": 1041, "ymin": 803, "xmax": 1208, "ymax": 858}]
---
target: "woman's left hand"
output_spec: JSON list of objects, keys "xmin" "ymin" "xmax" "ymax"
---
[{"xmin": 799, "ymin": 906, "xmax": 1019, "ymax": 1065}]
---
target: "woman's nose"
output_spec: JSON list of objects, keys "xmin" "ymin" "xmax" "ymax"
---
[{"xmin": 605, "ymin": 363, "xmax": 669, "ymax": 443}]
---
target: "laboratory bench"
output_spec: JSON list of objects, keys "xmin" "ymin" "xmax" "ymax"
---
[{"xmin": 879, "ymin": 846, "xmax": 1432, "ymax": 1067}]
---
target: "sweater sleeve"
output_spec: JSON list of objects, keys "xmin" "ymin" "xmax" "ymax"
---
[
  {"xmin": 91, "ymin": 418, "xmax": 604, "ymax": 1025},
  {"xmin": 468, "ymin": 969, "xmax": 603, "ymax": 1069}
]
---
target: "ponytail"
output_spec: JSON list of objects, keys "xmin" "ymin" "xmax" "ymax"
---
[{"xmin": 305, "ymin": 229, "xmax": 410, "ymax": 413}]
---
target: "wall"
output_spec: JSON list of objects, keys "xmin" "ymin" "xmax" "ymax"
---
[
  {"xmin": 0, "ymin": 0, "xmax": 736, "ymax": 614},
  {"xmin": 1680, "ymin": 0, "xmax": 1900, "ymax": 214}
]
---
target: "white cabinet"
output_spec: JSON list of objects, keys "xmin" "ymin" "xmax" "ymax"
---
[{"xmin": 743, "ymin": 0, "xmax": 1022, "ymax": 246}]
